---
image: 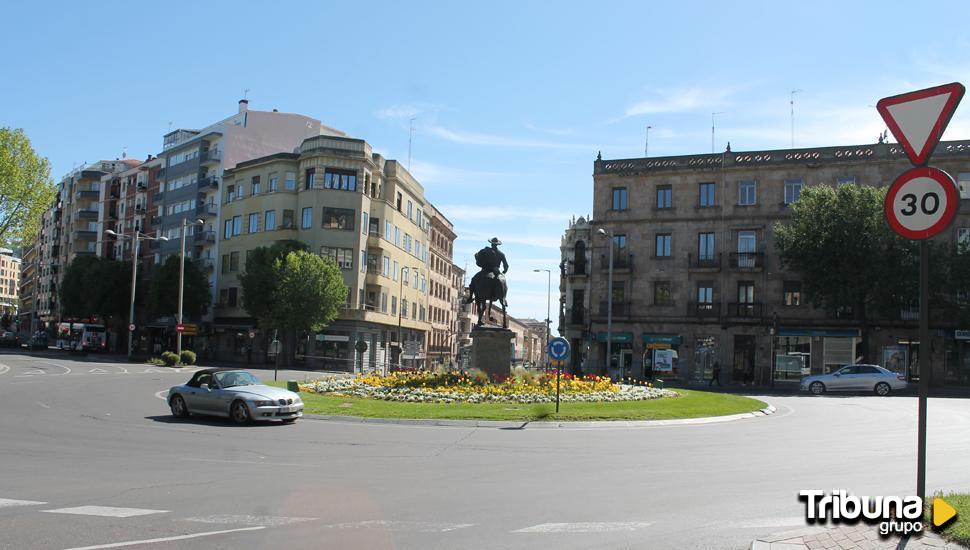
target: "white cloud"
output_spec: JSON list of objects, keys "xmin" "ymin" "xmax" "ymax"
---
[
  {"xmin": 624, "ymin": 86, "xmax": 737, "ymax": 117},
  {"xmin": 439, "ymin": 204, "xmax": 569, "ymax": 224},
  {"xmin": 375, "ymin": 104, "xmax": 420, "ymax": 120},
  {"xmin": 424, "ymin": 125, "xmax": 589, "ymax": 150}
]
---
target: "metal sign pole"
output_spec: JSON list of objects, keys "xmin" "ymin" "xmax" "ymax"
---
[
  {"xmin": 917, "ymin": 239, "xmax": 929, "ymax": 501},
  {"xmin": 556, "ymin": 360, "xmax": 561, "ymax": 413}
]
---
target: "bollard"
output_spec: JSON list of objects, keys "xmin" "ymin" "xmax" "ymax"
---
[{"xmin": 286, "ymin": 380, "xmax": 299, "ymax": 393}]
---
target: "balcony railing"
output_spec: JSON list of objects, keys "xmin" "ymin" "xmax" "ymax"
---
[
  {"xmin": 688, "ymin": 252, "xmax": 721, "ymax": 270},
  {"xmin": 598, "ymin": 300, "xmax": 632, "ymax": 316},
  {"xmin": 200, "ymin": 149, "xmax": 222, "ymax": 164},
  {"xmin": 728, "ymin": 302, "xmax": 764, "ymax": 318},
  {"xmin": 900, "ymin": 308, "xmax": 919, "ymax": 321},
  {"xmin": 199, "ymin": 176, "xmax": 219, "ymax": 189},
  {"xmin": 75, "ymin": 189, "xmax": 100, "ymax": 199},
  {"xmin": 567, "ymin": 306, "xmax": 587, "ymax": 325},
  {"xmin": 193, "ymin": 230, "xmax": 216, "ymax": 243},
  {"xmin": 195, "ymin": 202, "xmax": 217, "ymax": 216},
  {"xmin": 729, "ymin": 252, "xmax": 764, "ymax": 270},
  {"xmin": 153, "ymin": 192, "xmax": 163, "ymax": 203},
  {"xmin": 77, "ymin": 209, "xmax": 99, "ymax": 219},
  {"xmin": 688, "ymin": 301, "xmax": 721, "ymax": 317},
  {"xmin": 567, "ymin": 261, "xmax": 588, "ymax": 276},
  {"xmin": 195, "ymin": 258, "xmax": 215, "ymax": 271},
  {"xmin": 600, "ymin": 253, "xmax": 633, "ymax": 270},
  {"xmin": 73, "ymin": 229, "xmax": 97, "ymax": 239}
]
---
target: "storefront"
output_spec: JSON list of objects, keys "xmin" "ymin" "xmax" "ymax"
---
[
  {"xmin": 774, "ymin": 328, "xmax": 859, "ymax": 379},
  {"xmin": 692, "ymin": 335, "xmax": 719, "ymax": 382},
  {"xmin": 596, "ymin": 332, "xmax": 633, "ymax": 379},
  {"xmin": 642, "ymin": 334, "xmax": 681, "ymax": 380},
  {"xmin": 944, "ymin": 330, "xmax": 970, "ymax": 386}
]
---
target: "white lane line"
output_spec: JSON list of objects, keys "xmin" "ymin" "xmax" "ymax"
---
[
  {"xmin": 61, "ymin": 526, "xmax": 265, "ymax": 550},
  {"xmin": 154, "ymin": 390, "xmax": 169, "ymax": 401},
  {"xmin": 0, "ymin": 498, "xmax": 47, "ymax": 507},
  {"xmin": 0, "ymin": 364, "xmax": 9, "ymax": 375},
  {"xmin": 43, "ymin": 506, "xmax": 168, "ymax": 518},
  {"xmin": 321, "ymin": 520, "xmax": 474, "ymax": 532},
  {"xmin": 184, "ymin": 514, "xmax": 316, "ymax": 527},
  {"xmin": 181, "ymin": 457, "xmax": 311, "ymax": 468},
  {"xmin": 36, "ymin": 401, "xmax": 50, "ymax": 409},
  {"xmin": 513, "ymin": 522, "xmax": 652, "ymax": 533},
  {"xmin": 88, "ymin": 368, "xmax": 108, "ymax": 374}
]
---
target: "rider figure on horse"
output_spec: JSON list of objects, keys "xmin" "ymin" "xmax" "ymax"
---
[{"xmin": 466, "ymin": 238, "xmax": 509, "ymax": 327}]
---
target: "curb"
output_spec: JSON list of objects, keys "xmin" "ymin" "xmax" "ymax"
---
[{"xmin": 301, "ymin": 403, "xmax": 777, "ymax": 429}]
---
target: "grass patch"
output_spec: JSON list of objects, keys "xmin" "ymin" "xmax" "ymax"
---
[
  {"xmin": 267, "ymin": 382, "xmax": 766, "ymax": 421},
  {"xmin": 929, "ymin": 493, "xmax": 970, "ymax": 546}
]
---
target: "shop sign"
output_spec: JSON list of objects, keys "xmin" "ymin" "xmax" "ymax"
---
[
  {"xmin": 642, "ymin": 334, "xmax": 682, "ymax": 346},
  {"xmin": 954, "ymin": 330, "xmax": 970, "ymax": 340},
  {"xmin": 596, "ymin": 332, "xmax": 634, "ymax": 343},
  {"xmin": 653, "ymin": 348, "xmax": 675, "ymax": 372}
]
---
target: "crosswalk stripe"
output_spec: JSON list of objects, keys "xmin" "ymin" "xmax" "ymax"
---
[
  {"xmin": 184, "ymin": 514, "xmax": 316, "ymax": 526},
  {"xmin": 0, "ymin": 498, "xmax": 46, "ymax": 508},
  {"xmin": 321, "ymin": 520, "xmax": 474, "ymax": 532},
  {"xmin": 513, "ymin": 522, "xmax": 652, "ymax": 533},
  {"xmin": 62, "ymin": 526, "xmax": 265, "ymax": 550},
  {"xmin": 43, "ymin": 506, "xmax": 168, "ymax": 518}
]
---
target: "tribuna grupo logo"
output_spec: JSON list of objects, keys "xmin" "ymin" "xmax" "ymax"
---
[{"xmin": 799, "ymin": 490, "xmax": 956, "ymax": 536}]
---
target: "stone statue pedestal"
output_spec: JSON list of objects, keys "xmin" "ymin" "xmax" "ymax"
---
[{"xmin": 469, "ymin": 327, "xmax": 514, "ymax": 379}]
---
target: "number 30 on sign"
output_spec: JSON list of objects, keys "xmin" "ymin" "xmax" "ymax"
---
[{"xmin": 884, "ymin": 166, "xmax": 959, "ymax": 240}]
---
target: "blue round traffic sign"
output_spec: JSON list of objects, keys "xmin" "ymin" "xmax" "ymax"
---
[{"xmin": 548, "ymin": 337, "xmax": 570, "ymax": 361}]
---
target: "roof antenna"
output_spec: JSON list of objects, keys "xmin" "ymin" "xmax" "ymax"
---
[
  {"xmin": 790, "ymin": 89, "xmax": 802, "ymax": 148},
  {"xmin": 243, "ymin": 88, "xmax": 250, "ymax": 100},
  {"xmin": 408, "ymin": 117, "xmax": 416, "ymax": 171},
  {"xmin": 122, "ymin": 145, "xmax": 127, "ymax": 159}
]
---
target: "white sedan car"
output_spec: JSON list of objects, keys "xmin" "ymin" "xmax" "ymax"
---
[{"xmin": 800, "ymin": 364, "xmax": 908, "ymax": 396}]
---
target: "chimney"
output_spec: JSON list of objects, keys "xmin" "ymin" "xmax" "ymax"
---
[{"xmin": 238, "ymin": 99, "xmax": 249, "ymax": 113}]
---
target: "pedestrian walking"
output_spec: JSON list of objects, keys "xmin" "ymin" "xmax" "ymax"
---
[{"xmin": 709, "ymin": 362, "xmax": 721, "ymax": 386}]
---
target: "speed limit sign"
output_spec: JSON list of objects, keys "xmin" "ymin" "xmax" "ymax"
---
[{"xmin": 884, "ymin": 166, "xmax": 959, "ymax": 240}]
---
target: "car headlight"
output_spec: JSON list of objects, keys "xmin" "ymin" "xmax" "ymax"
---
[{"xmin": 254, "ymin": 400, "xmax": 275, "ymax": 407}]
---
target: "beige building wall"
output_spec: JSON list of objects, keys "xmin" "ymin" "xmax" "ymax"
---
[{"xmin": 0, "ymin": 250, "xmax": 21, "ymax": 311}]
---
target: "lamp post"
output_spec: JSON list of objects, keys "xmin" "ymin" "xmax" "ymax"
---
[
  {"xmin": 177, "ymin": 218, "xmax": 207, "ymax": 357},
  {"xmin": 597, "ymin": 228, "xmax": 615, "ymax": 380},
  {"xmin": 105, "ymin": 229, "xmax": 168, "ymax": 360},
  {"xmin": 533, "ymin": 268, "xmax": 551, "ymax": 371}
]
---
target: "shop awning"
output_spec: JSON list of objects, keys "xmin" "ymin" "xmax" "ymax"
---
[
  {"xmin": 595, "ymin": 332, "xmax": 634, "ymax": 343},
  {"xmin": 777, "ymin": 328, "xmax": 860, "ymax": 338}
]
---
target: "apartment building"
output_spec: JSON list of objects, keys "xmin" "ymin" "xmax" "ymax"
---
[
  {"xmin": 558, "ymin": 215, "xmax": 593, "ymax": 373},
  {"xmin": 0, "ymin": 249, "xmax": 21, "ymax": 313},
  {"xmin": 426, "ymin": 205, "xmax": 459, "ymax": 367},
  {"xmin": 17, "ymin": 244, "xmax": 35, "ymax": 336},
  {"xmin": 215, "ymin": 134, "xmax": 434, "ymax": 370},
  {"xmin": 589, "ymin": 141, "xmax": 970, "ymax": 387},
  {"xmin": 508, "ymin": 316, "xmax": 543, "ymax": 367}
]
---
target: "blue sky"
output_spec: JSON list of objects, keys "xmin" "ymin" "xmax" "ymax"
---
[{"xmin": 4, "ymin": 0, "xmax": 970, "ymax": 322}]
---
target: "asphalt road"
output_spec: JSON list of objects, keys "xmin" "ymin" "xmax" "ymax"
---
[{"xmin": 2, "ymin": 351, "xmax": 970, "ymax": 550}]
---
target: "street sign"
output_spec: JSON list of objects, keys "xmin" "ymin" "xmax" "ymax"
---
[
  {"xmin": 548, "ymin": 337, "xmax": 570, "ymax": 361},
  {"xmin": 876, "ymin": 82, "xmax": 965, "ymax": 166},
  {"xmin": 128, "ymin": 324, "xmax": 135, "ymax": 332},
  {"xmin": 884, "ymin": 166, "xmax": 959, "ymax": 240},
  {"xmin": 175, "ymin": 323, "xmax": 185, "ymax": 334},
  {"xmin": 248, "ymin": 330, "xmax": 256, "ymax": 339}
]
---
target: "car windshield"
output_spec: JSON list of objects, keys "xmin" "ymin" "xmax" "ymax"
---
[{"xmin": 214, "ymin": 371, "xmax": 260, "ymax": 388}]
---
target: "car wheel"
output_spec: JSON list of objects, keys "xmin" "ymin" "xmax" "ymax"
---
[
  {"xmin": 230, "ymin": 400, "xmax": 252, "ymax": 425},
  {"xmin": 170, "ymin": 395, "xmax": 189, "ymax": 418},
  {"xmin": 875, "ymin": 382, "xmax": 891, "ymax": 396},
  {"xmin": 810, "ymin": 381, "xmax": 825, "ymax": 395}
]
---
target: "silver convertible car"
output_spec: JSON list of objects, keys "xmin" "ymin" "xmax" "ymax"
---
[
  {"xmin": 168, "ymin": 368, "xmax": 303, "ymax": 424},
  {"xmin": 800, "ymin": 364, "xmax": 908, "ymax": 396}
]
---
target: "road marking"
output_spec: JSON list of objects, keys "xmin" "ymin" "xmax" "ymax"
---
[
  {"xmin": 154, "ymin": 390, "xmax": 169, "ymax": 401},
  {"xmin": 143, "ymin": 369, "xmax": 160, "ymax": 373},
  {"xmin": 321, "ymin": 520, "xmax": 474, "ymax": 532},
  {"xmin": 36, "ymin": 401, "xmax": 50, "ymax": 409},
  {"xmin": 0, "ymin": 498, "xmax": 47, "ymax": 508},
  {"xmin": 43, "ymin": 506, "xmax": 168, "ymax": 518},
  {"xmin": 184, "ymin": 514, "xmax": 316, "ymax": 526},
  {"xmin": 0, "ymin": 364, "xmax": 9, "ymax": 375},
  {"xmin": 513, "ymin": 522, "xmax": 652, "ymax": 533},
  {"xmin": 181, "ymin": 457, "xmax": 311, "ymax": 468},
  {"xmin": 89, "ymin": 368, "xmax": 108, "ymax": 374},
  {"xmin": 61, "ymin": 526, "xmax": 265, "ymax": 550}
]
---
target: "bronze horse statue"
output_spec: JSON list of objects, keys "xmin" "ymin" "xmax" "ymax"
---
[{"xmin": 466, "ymin": 238, "xmax": 509, "ymax": 328}]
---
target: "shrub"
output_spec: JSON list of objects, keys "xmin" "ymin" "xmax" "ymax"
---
[
  {"xmin": 161, "ymin": 351, "xmax": 179, "ymax": 366},
  {"xmin": 146, "ymin": 357, "xmax": 165, "ymax": 366},
  {"xmin": 179, "ymin": 350, "xmax": 196, "ymax": 365}
]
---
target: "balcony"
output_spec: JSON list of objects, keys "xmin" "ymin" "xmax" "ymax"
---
[
  {"xmin": 200, "ymin": 149, "xmax": 222, "ymax": 165},
  {"xmin": 900, "ymin": 307, "xmax": 919, "ymax": 321},
  {"xmin": 598, "ymin": 300, "xmax": 632, "ymax": 317},
  {"xmin": 77, "ymin": 209, "xmax": 99, "ymax": 219},
  {"xmin": 728, "ymin": 302, "xmax": 763, "ymax": 318},
  {"xmin": 567, "ymin": 306, "xmax": 587, "ymax": 326},
  {"xmin": 600, "ymin": 253, "xmax": 633, "ymax": 271},
  {"xmin": 688, "ymin": 301, "xmax": 721, "ymax": 317},
  {"xmin": 688, "ymin": 253, "xmax": 721, "ymax": 271},
  {"xmin": 195, "ymin": 258, "xmax": 215, "ymax": 272},
  {"xmin": 150, "ymin": 215, "xmax": 161, "ymax": 226},
  {"xmin": 75, "ymin": 189, "xmax": 100, "ymax": 199},
  {"xmin": 195, "ymin": 202, "xmax": 217, "ymax": 216},
  {"xmin": 199, "ymin": 176, "xmax": 219, "ymax": 189},
  {"xmin": 149, "ymin": 240, "xmax": 162, "ymax": 250},
  {"xmin": 566, "ymin": 261, "xmax": 588, "ymax": 277},
  {"xmin": 153, "ymin": 192, "xmax": 163, "ymax": 203},
  {"xmin": 136, "ymin": 181, "xmax": 148, "ymax": 192},
  {"xmin": 729, "ymin": 252, "xmax": 764, "ymax": 270},
  {"xmin": 73, "ymin": 229, "xmax": 97, "ymax": 240},
  {"xmin": 193, "ymin": 230, "xmax": 216, "ymax": 243}
]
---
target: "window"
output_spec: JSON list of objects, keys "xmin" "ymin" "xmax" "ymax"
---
[
  {"xmin": 612, "ymin": 187, "xmax": 628, "ymax": 210},
  {"xmin": 305, "ymin": 168, "xmax": 316, "ymax": 190},
  {"xmin": 381, "ymin": 292, "xmax": 388, "ymax": 313},
  {"xmin": 612, "ymin": 234, "xmax": 626, "ymax": 251},
  {"xmin": 221, "ymin": 254, "xmax": 230, "ymax": 273},
  {"xmin": 655, "ymin": 233, "xmax": 671, "ymax": 257},
  {"xmin": 360, "ymin": 251, "xmax": 366, "ymax": 273},
  {"xmin": 321, "ymin": 207, "xmax": 354, "ymax": 230},
  {"xmin": 393, "ymin": 260, "xmax": 399, "ymax": 281},
  {"xmin": 383, "ymin": 255, "xmax": 390, "ymax": 277},
  {"xmin": 385, "ymin": 220, "xmax": 392, "ymax": 239},
  {"xmin": 301, "ymin": 207, "xmax": 313, "ymax": 229},
  {"xmin": 264, "ymin": 210, "xmax": 276, "ymax": 231},
  {"xmin": 391, "ymin": 296, "xmax": 397, "ymax": 316},
  {"xmin": 697, "ymin": 283, "xmax": 714, "ymax": 307},
  {"xmin": 237, "ymin": 182, "xmax": 246, "ymax": 199},
  {"xmin": 251, "ymin": 175, "xmax": 261, "ymax": 195},
  {"xmin": 232, "ymin": 216, "xmax": 242, "ymax": 236},
  {"xmin": 414, "ymin": 270, "xmax": 419, "ymax": 289},
  {"xmin": 268, "ymin": 172, "xmax": 278, "ymax": 192},
  {"xmin": 226, "ymin": 184, "xmax": 236, "ymax": 203},
  {"xmin": 416, "ymin": 209, "xmax": 423, "ymax": 227},
  {"xmin": 836, "ymin": 175, "xmax": 856, "ymax": 188},
  {"xmin": 699, "ymin": 182, "xmax": 716, "ymax": 207},
  {"xmin": 394, "ymin": 226, "xmax": 400, "ymax": 247},
  {"xmin": 324, "ymin": 169, "xmax": 357, "ymax": 191},
  {"xmin": 227, "ymin": 287, "xmax": 238, "ymax": 307},
  {"xmin": 404, "ymin": 234, "xmax": 412, "ymax": 253},
  {"xmin": 284, "ymin": 171, "xmax": 296, "ymax": 190},
  {"xmin": 248, "ymin": 213, "xmax": 259, "ymax": 233},
  {"xmin": 362, "ymin": 212, "xmax": 369, "ymax": 235},
  {"xmin": 407, "ymin": 200, "xmax": 413, "ymax": 220},
  {"xmin": 412, "ymin": 302, "xmax": 417, "ymax": 319},
  {"xmin": 320, "ymin": 247, "xmax": 354, "ymax": 270},
  {"xmin": 657, "ymin": 185, "xmax": 672, "ymax": 209},
  {"xmin": 654, "ymin": 281, "xmax": 672, "ymax": 305},
  {"xmin": 224, "ymin": 220, "xmax": 232, "ymax": 240},
  {"xmin": 229, "ymin": 251, "xmax": 239, "ymax": 272},
  {"xmin": 698, "ymin": 232, "xmax": 715, "ymax": 261},
  {"xmin": 784, "ymin": 178, "xmax": 802, "ymax": 205},
  {"xmin": 739, "ymin": 180, "xmax": 757, "ymax": 205},
  {"xmin": 401, "ymin": 299, "xmax": 409, "ymax": 318},
  {"xmin": 282, "ymin": 209, "xmax": 295, "ymax": 228},
  {"xmin": 784, "ymin": 281, "xmax": 802, "ymax": 306}
]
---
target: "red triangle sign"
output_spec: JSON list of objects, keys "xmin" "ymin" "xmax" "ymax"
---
[{"xmin": 877, "ymin": 83, "xmax": 965, "ymax": 166}]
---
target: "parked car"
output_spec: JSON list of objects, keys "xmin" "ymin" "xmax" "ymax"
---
[
  {"xmin": 28, "ymin": 332, "xmax": 49, "ymax": 351},
  {"xmin": 0, "ymin": 331, "xmax": 20, "ymax": 348},
  {"xmin": 800, "ymin": 364, "xmax": 908, "ymax": 396},
  {"xmin": 167, "ymin": 368, "xmax": 303, "ymax": 424}
]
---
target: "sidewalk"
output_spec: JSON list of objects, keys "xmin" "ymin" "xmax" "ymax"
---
[{"xmin": 752, "ymin": 524, "xmax": 966, "ymax": 549}]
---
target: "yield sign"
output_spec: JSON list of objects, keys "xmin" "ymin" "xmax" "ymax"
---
[{"xmin": 877, "ymin": 82, "xmax": 965, "ymax": 166}]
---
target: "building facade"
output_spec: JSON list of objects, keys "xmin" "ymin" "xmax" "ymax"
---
[
  {"xmin": 426, "ymin": 205, "xmax": 459, "ymax": 367},
  {"xmin": 0, "ymin": 248, "xmax": 21, "ymax": 315},
  {"xmin": 558, "ymin": 215, "xmax": 592, "ymax": 374},
  {"xmin": 589, "ymin": 141, "xmax": 970, "ymax": 387},
  {"xmin": 215, "ymin": 134, "xmax": 434, "ymax": 370}
]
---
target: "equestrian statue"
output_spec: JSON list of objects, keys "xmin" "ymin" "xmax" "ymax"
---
[{"xmin": 466, "ymin": 237, "xmax": 509, "ymax": 328}]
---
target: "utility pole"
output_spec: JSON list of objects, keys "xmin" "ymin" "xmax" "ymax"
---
[{"xmin": 408, "ymin": 118, "xmax": 416, "ymax": 171}]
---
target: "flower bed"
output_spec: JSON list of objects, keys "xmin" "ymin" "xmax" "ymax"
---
[{"xmin": 299, "ymin": 370, "xmax": 678, "ymax": 404}]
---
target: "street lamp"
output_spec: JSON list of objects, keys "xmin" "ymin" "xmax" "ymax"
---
[
  {"xmin": 105, "ymin": 229, "xmax": 168, "ymax": 360},
  {"xmin": 597, "ymin": 228, "xmax": 615, "ymax": 380},
  {"xmin": 533, "ymin": 268, "xmax": 551, "ymax": 371},
  {"xmin": 177, "ymin": 218, "xmax": 207, "ymax": 356}
]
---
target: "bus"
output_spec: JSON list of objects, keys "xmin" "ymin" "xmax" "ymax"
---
[{"xmin": 56, "ymin": 323, "xmax": 107, "ymax": 352}]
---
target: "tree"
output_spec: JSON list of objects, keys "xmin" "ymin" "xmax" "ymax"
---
[
  {"xmin": 238, "ymin": 240, "xmax": 308, "ymax": 325},
  {"xmin": 60, "ymin": 255, "xmax": 102, "ymax": 319},
  {"xmin": 146, "ymin": 255, "xmax": 211, "ymax": 319},
  {"xmin": 0, "ymin": 128, "xmax": 56, "ymax": 247},
  {"xmin": 59, "ymin": 257, "xmax": 132, "ymax": 350},
  {"xmin": 774, "ymin": 184, "xmax": 947, "ymax": 362}
]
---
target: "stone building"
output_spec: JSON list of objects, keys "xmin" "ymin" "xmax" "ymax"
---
[
  {"xmin": 426, "ymin": 204, "xmax": 460, "ymax": 367},
  {"xmin": 589, "ymin": 141, "xmax": 970, "ymax": 387},
  {"xmin": 558, "ymin": 215, "xmax": 593, "ymax": 374}
]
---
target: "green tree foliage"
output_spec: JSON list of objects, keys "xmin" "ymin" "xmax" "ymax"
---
[
  {"xmin": 59, "ymin": 256, "xmax": 131, "ymax": 322},
  {"xmin": 0, "ymin": 128, "xmax": 56, "ymax": 247},
  {"xmin": 271, "ymin": 250, "xmax": 347, "ymax": 332},
  {"xmin": 146, "ymin": 255, "xmax": 211, "ymax": 319},
  {"xmin": 238, "ymin": 240, "xmax": 308, "ymax": 325},
  {"xmin": 775, "ymin": 184, "xmax": 949, "ymax": 361}
]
